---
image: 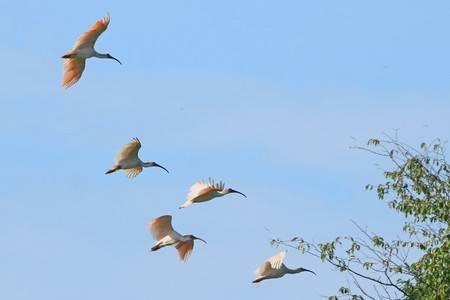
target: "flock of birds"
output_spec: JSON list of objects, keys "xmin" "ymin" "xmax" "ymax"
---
[{"xmin": 61, "ymin": 15, "xmax": 316, "ymax": 284}]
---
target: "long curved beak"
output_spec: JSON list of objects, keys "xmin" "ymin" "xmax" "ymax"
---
[
  {"xmin": 193, "ymin": 236, "xmax": 207, "ymax": 244},
  {"xmin": 302, "ymin": 268, "xmax": 316, "ymax": 275},
  {"xmin": 153, "ymin": 163, "xmax": 169, "ymax": 173},
  {"xmin": 109, "ymin": 55, "xmax": 122, "ymax": 64},
  {"xmin": 229, "ymin": 189, "xmax": 247, "ymax": 198}
]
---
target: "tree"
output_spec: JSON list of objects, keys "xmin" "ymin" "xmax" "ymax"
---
[{"xmin": 273, "ymin": 135, "xmax": 450, "ymax": 299}]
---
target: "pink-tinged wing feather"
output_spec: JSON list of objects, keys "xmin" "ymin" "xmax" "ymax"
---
[
  {"xmin": 187, "ymin": 178, "xmax": 224, "ymax": 201},
  {"xmin": 255, "ymin": 251, "xmax": 287, "ymax": 276},
  {"xmin": 74, "ymin": 15, "xmax": 110, "ymax": 49},
  {"xmin": 255, "ymin": 261, "xmax": 272, "ymax": 277},
  {"xmin": 62, "ymin": 58, "xmax": 86, "ymax": 89},
  {"xmin": 148, "ymin": 215, "xmax": 173, "ymax": 241},
  {"xmin": 268, "ymin": 250, "xmax": 287, "ymax": 269},
  {"xmin": 116, "ymin": 138, "xmax": 141, "ymax": 163},
  {"xmin": 124, "ymin": 166, "xmax": 143, "ymax": 178},
  {"xmin": 187, "ymin": 180, "xmax": 211, "ymax": 201},
  {"xmin": 176, "ymin": 240, "xmax": 194, "ymax": 262}
]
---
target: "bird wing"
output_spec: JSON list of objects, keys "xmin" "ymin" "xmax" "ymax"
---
[
  {"xmin": 254, "ymin": 261, "xmax": 272, "ymax": 277},
  {"xmin": 124, "ymin": 166, "xmax": 143, "ymax": 178},
  {"xmin": 176, "ymin": 240, "xmax": 194, "ymax": 262},
  {"xmin": 254, "ymin": 251, "xmax": 287, "ymax": 276},
  {"xmin": 74, "ymin": 15, "xmax": 110, "ymax": 49},
  {"xmin": 116, "ymin": 138, "xmax": 141, "ymax": 163},
  {"xmin": 149, "ymin": 215, "xmax": 173, "ymax": 241},
  {"xmin": 62, "ymin": 58, "xmax": 86, "ymax": 89},
  {"xmin": 186, "ymin": 178, "xmax": 224, "ymax": 201},
  {"xmin": 268, "ymin": 250, "xmax": 287, "ymax": 269}
]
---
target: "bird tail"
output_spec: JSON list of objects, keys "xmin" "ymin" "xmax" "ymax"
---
[
  {"xmin": 178, "ymin": 201, "xmax": 191, "ymax": 209},
  {"xmin": 105, "ymin": 165, "xmax": 120, "ymax": 174}
]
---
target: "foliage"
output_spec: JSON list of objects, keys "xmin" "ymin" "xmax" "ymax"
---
[{"xmin": 273, "ymin": 136, "xmax": 450, "ymax": 299}]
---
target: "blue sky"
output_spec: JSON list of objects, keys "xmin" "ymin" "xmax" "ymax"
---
[{"xmin": 1, "ymin": 1, "xmax": 450, "ymax": 299}]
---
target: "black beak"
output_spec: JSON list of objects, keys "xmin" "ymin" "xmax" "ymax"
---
[
  {"xmin": 193, "ymin": 236, "xmax": 207, "ymax": 244},
  {"xmin": 229, "ymin": 189, "xmax": 247, "ymax": 198},
  {"xmin": 109, "ymin": 55, "xmax": 122, "ymax": 64},
  {"xmin": 153, "ymin": 163, "xmax": 169, "ymax": 173},
  {"xmin": 302, "ymin": 268, "xmax": 316, "ymax": 275}
]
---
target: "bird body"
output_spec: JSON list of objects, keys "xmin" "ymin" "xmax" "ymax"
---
[
  {"xmin": 179, "ymin": 178, "xmax": 246, "ymax": 208},
  {"xmin": 70, "ymin": 47, "xmax": 96, "ymax": 59},
  {"xmin": 149, "ymin": 215, "xmax": 206, "ymax": 261},
  {"xmin": 150, "ymin": 231, "xmax": 183, "ymax": 250},
  {"xmin": 105, "ymin": 138, "xmax": 168, "ymax": 178},
  {"xmin": 62, "ymin": 15, "xmax": 121, "ymax": 89},
  {"xmin": 256, "ymin": 264, "xmax": 290, "ymax": 281},
  {"xmin": 253, "ymin": 251, "xmax": 315, "ymax": 283}
]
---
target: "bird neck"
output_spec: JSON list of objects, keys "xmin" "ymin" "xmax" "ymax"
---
[
  {"xmin": 286, "ymin": 267, "xmax": 303, "ymax": 274},
  {"xmin": 180, "ymin": 235, "xmax": 192, "ymax": 242},
  {"xmin": 94, "ymin": 52, "xmax": 109, "ymax": 59}
]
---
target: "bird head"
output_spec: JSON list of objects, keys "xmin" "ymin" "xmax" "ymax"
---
[
  {"xmin": 143, "ymin": 162, "xmax": 169, "ymax": 173},
  {"xmin": 225, "ymin": 188, "xmax": 247, "ymax": 198},
  {"xmin": 106, "ymin": 53, "xmax": 122, "ymax": 64},
  {"xmin": 189, "ymin": 235, "xmax": 207, "ymax": 244}
]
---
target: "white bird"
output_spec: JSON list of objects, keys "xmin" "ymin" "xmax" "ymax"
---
[
  {"xmin": 253, "ymin": 251, "xmax": 316, "ymax": 283},
  {"xmin": 105, "ymin": 138, "xmax": 168, "ymax": 178},
  {"xmin": 148, "ymin": 215, "xmax": 206, "ymax": 262},
  {"xmin": 179, "ymin": 178, "xmax": 247, "ymax": 209},
  {"xmin": 61, "ymin": 14, "xmax": 121, "ymax": 89}
]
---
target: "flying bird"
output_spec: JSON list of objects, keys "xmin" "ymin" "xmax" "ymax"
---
[
  {"xmin": 253, "ymin": 251, "xmax": 316, "ymax": 283},
  {"xmin": 179, "ymin": 178, "xmax": 247, "ymax": 209},
  {"xmin": 148, "ymin": 215, "xmax": 206, "ymax": 261},
  {"xmin": 105, "ymin": 138, "xmax": 168, "ymax": 178},
  {"xmin": 61, "ymin": 14, "xmax": 121, "ymax": 89}
]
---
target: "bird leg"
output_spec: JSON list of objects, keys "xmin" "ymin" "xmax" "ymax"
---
[
  {"xmin": 61, "ymin": 53, "xmax": 77, "ymax": 59},
  {"xmin": 151, "ymin": 243, "xmax": 163, "ymax": 251},
  {"xmin": 105, "ymin": 165, "xmax": 121, "ymax": 174}
]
